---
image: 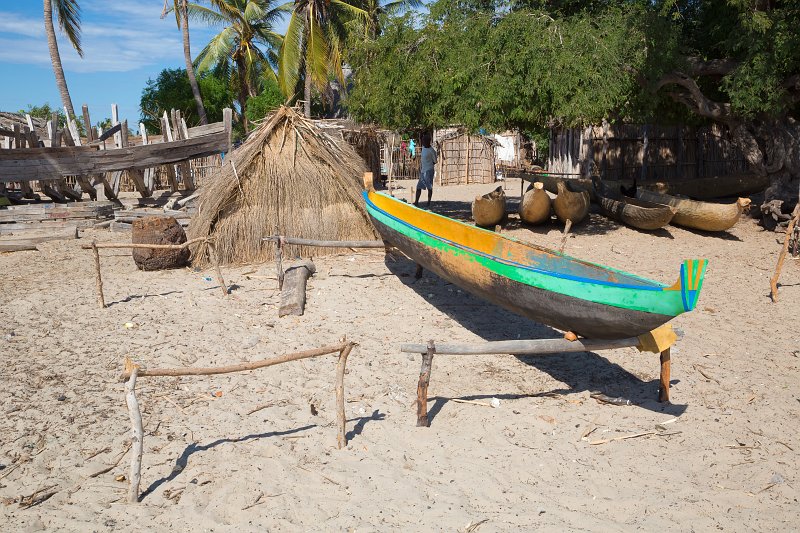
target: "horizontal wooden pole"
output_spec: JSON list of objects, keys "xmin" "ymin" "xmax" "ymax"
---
[
  {"xmin": 400, "ymin": 337, "xmax": 641, "ymax": 355},
  {"xmin": 263, "ymin": 236, "xmax": 385, "ymax": 248},
  {"xmin": 120, "ymin": 342, "xmax": 350, "ymax": 381},
  {"xmin": 81, "ymin": 236, "xmax": 206, "ymax": 251}
]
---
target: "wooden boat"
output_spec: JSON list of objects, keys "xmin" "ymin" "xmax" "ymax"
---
[
  {"xmin": 363, "ymin": 175, "xmax": 707, "ymax": 339},
  {"xmin": 553, "ymin": 180, "xmax": 590, "ymax": 224},
  {"xmin": 519, "ymin": 182, "xmax": 551, "ymax": 225},
  {"xmin": 637, "ymin": 190, "xmax": 751, "ymax": 232},
  {"xmin": 522, "ymin": 172, "xmax": 767, "ymax": 201},
  {"xmin": 594, "ymin": 183, "xmax": 676, "ymax": 230},
  {"xmin": 472, "ymin": 186, "xmax": 506, "ymax": 227}
]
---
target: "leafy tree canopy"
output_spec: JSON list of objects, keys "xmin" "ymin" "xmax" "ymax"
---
[
  {"xmin": 347, "ymin": 0, "xmax": 800, "ymax": 135},
  {"xmin": 139, "ymin": 67, "xmax": 234, "ymax": 132},
  {"xmin": 245, "ymin": 77, "xmax": 285, "ymax": 123}
]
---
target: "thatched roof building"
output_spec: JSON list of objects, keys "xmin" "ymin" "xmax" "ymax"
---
[{"xmin": 189, "ymin": 106, "xmax": 378, "ymax": 266}]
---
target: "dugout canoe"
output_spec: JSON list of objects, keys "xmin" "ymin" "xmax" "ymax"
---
[
  {"xmin": 472, "ymin": 186, "xmax": 506, "ymax": 227},
  {"xmin": 594, "ymin": 183, "xmax": 677, "ymax": 230},
  {"xmin": 636, "ymin": 190, "xmax": 751, "ymax": 232},
  {"xmin": 363, "ymin": 176, "xmax": 707, "ymax": 339},
  {"xmin": 519, "ymin": 182, "xmax": 551, "ymax": 225},
  {"xmin": 520, "ymin": 172, "xmax": 767, "ymax": 201},
  {"xmin": 553, "ymin": 180, "xmax": 590, "ymax": 224}
]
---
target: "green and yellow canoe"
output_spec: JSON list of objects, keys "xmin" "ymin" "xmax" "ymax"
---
[{"xmin": 363, "ymin": 183, "xmax": 706, "ymax": 339}]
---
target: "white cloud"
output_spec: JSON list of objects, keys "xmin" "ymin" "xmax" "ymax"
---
[
  {"xmin": 0, "ymin": 1, "xmax": 221, "ymax": 73},
  {"xmin": 0, "ymin": 11, "xmax": 44, "ymax": 37}
]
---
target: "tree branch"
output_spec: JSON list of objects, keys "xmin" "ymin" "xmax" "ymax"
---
[
  {"xmin": 686, "ymin": 57, "xmax": 738, "ymax": 77},
  {"xmin": 656, "ymin": 71, "xmax": 735, "ymax": 124}
]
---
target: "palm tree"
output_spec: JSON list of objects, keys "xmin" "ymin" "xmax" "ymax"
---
[
  {"xmin": 278, "ymin": 0, "xmax": 368, "ymax": 118},
  {"xmin": 359, "ymin": 0, "xmax": 421, "ymax": 39},
  {"xmin": 163, "ymin": 0, "xmax": 208, "ymax": 125},
  {"xmin": 43, "ymin": 0, "xmax": 82, "ymax": 119},
  {"xmin": 190, "ymin": 0, "xmax": 286, "ymax": 132}
]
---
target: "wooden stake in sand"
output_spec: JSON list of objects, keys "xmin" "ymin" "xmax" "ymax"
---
[
  {"xmin": 416, "ymin": 341, "xmax": 435, "ymax": 427},
  {"xmin": 91, "ymin": 240, "xmax": 105, "ymax": 309},
  {"xmin": 121, "ymin": 340, "xmax": 355, "ymax": 502},
  {"xmin": 84, "ymin": 237, "xmax": 227, "ymax": 307},
  {"xmin": 336, "ymin": 342, "xmax": 355, "ymax": 449},
  {"xmin": 770, "ymin": 203, "xmax": 800, "ymax": 302},
  {"xmin": 125, "ymin": 366, "xmax": 143, "ymax": 503},
  {"xmin": 659, "ymin": 348, "xmax": 671, "ymax": 403}
]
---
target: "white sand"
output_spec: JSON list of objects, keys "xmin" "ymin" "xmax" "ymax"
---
[{"xmin": 1, "ymin": 178, "xmax": 798, "ymax": 531}]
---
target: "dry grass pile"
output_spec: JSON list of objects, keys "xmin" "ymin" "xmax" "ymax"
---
[{"xmin": 189, "ymin": 106, "xmax": 377, "ymax": 266}]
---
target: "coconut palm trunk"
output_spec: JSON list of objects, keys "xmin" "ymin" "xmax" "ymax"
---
[
  {"xmin": 236, "ymin": 55, "xmax": 250, "ymax": 132},
  {"xmin": 180, "ymin": 0, "xmax": 207, "ymax": 125},
  {"xmin": 43, "ymin": 0, "xmax": 75, "ymax": 118}
]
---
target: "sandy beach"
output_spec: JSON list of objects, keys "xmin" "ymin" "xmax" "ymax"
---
[{"xmin": 1, "ymin": 178, "xmax": 798, "ymax": 532}]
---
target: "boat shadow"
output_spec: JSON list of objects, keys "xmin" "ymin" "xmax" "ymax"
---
[{"xmin": 386, "ymin": 255, "xmax": 686, "ymax": 416}]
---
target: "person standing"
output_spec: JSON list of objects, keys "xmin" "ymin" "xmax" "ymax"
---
[{"xmin": 415, "ymin": 132, "xmax": 437, "ymax": 208}]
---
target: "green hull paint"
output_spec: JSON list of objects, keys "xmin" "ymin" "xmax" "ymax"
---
[{"xmin": 366, "ymin": 192, "xmax": 707, "ymax": 318}]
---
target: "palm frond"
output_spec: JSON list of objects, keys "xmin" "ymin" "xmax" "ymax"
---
[
  {"xmin": 186, "ymin": 3, "xmax": 231, "ymax": 26},
  {"xmin": 196, "ymin": 26, "xmax": 236, "ymax": 72},
  {"xmin": 278, "ymin": 12, "xmax": 305, "ymax": 96},
  {"xmin": 53, "ymin": 0, "xmax": 82, "ymax": 56}
]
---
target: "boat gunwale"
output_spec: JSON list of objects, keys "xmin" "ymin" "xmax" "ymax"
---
[{"xmin": 365, "ymin": 191, "xmax": 667, "ymax": 291}]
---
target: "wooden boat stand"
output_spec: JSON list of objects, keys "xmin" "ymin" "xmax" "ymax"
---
[{"xmin": 401, "ymin": 329, "xmax": 677, "ymax": 427}]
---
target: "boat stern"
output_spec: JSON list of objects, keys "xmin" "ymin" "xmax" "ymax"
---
[{"xmin": 665, "ymin": 259, "xmax": 708, "ymax": 312}]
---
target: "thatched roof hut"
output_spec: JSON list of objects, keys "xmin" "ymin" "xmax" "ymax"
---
[
  {"xmin": 434, "ymin": 129, "xmax": 498, "ymax": 186},
  {"xmin": 189, "ymin": 106, "xmax": 378, "ymax": 266}
]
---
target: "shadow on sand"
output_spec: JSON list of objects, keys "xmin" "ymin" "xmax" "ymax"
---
[{"xmin": 386, "ymin": 254, "xmax": 687, "ymax": 417}]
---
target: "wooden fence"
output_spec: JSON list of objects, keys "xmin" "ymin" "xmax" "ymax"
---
[{"xmin": 548, "ymin": 122, "xmax": 748, "ymax": 182}]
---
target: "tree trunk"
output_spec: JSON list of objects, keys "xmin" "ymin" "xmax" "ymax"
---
[
  {"xmin": 43, "ymin": 0, "xmax": 75, "ymax": 118},
  {"xmin": 236, "ymin": 56, "xmax": 249, "ymax": 133},
  {"xmin": 181, "ymin": 0, "xmax": 207, "ymax": 125},
  {"xmin": 303, "ymin": 4, "xmax": 312, "ymax": 118}
]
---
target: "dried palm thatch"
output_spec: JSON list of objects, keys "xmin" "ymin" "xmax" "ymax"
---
[{"xmin": 189, "ymin": 106, "xmax": 378, "ymax": 267}]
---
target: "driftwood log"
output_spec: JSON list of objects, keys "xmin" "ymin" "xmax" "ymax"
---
[{"xmin": 279, "ymin": 259, "xmax": 316, "ymax": 317}]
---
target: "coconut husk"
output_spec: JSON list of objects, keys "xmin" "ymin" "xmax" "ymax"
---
[{"xmin": 189, "ymin": 106, "xmax": 378, "ymax": 267}]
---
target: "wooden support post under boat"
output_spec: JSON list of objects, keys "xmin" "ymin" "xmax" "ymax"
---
[
  {"xmin": 275, "ymin": 235, "xmax": 284, "ymax": 290},
  {"xmin": 415, "ymin": 264, "xmax": 424, "ymax": 280},
  {"xmin": 402, "ymin": 331, "xmax": 678, "ymax": 425},
  {"xmin": 659, "ymin": 348, "xmax": 671, "ymax": 403},
  {"xmin": 416, "ymin": 341, "xmax": 435, "ymax": 427}
]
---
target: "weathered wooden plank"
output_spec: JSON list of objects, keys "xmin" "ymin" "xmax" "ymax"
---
[
  {"xmin": 0, "ymin": 226, "xmax": 78, "ymax": 251},
  {"xmin": 82, "ymin": 104, "xmax": 95, "ymax": 142},
  {"xmin": 0, "ymin": 132, "xmax": 229, "ymax": 182},
  {"xmin": 187, "ymin": 122, "xmax": 226, "ymax": 137}
]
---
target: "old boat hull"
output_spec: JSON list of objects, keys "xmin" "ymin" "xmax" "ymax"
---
[
  {"xmin": 364, "ymin": 189, "xmax": 707, "ymax": 339},
  {"xmin": 472, "ymin": 186, "xmax": 506, "ymax": 227},
  {"xmin": 553, "ymin": 181, "xmax": 590, "ymax": 224},
  {"xmin": 597, "ymin": 194, "xmax": 676, "ymax": 230},
  {"xmin": 517, "ymin": 171, "xmax": 768, "ymax": 200},
  {"xmin": 637, "ymin": 190, "xmax": 750, "ymax": 232}
]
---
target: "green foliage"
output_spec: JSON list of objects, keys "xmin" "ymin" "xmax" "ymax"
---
[
  {"xmin": 139, "ymin": 68, "xmax": 234, "ymax": 132},
  {"xmin": 348, "ymin": 4, "xmax": 648, "ymax": 131},
  {"xmin": 18, "ymin": 103, "xmax": 91, "ymax": 136},
  {"xmin": 245, "ymin": 78, "xmax": 285, "ymax": 122},
  {"xmin": 348, "ymin": 0, "xmax": 800, "ymax": 132}
]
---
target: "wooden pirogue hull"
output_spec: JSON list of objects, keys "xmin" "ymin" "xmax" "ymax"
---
[
  {"xmin": 637, "ymin": 190, "xmax": 750, "ymax": 232},
  {"xmin": 597, "ymin": 194, "xmax": 676, "ymax": 230},
  {"xmin": 517, "ymin": 172, "xmax": 768, "ymax": 201},
  {"xmin": 472, "ymin": 186, "xmax": 506, "ymax": 227},
  {"xmin": 364, "ymin": 189, "xmax": 707, "ymax": 339}
]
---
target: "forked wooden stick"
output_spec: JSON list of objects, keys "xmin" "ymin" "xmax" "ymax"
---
[{"xmin": 336, "ymin": 342, "xmax": 355, "ymax": 449}]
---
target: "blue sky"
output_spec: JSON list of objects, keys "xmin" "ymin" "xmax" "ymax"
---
[{"xmin": 0, "ymin": 1, "xmax": 289, "ymax": 126}]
